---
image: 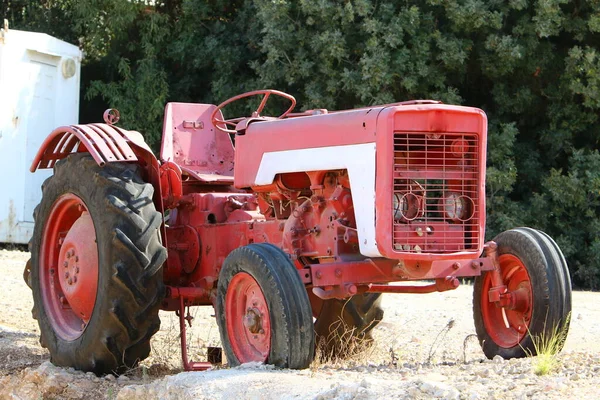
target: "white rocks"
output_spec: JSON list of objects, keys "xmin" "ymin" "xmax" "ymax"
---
[{"xmin": 418, "ymin": 380, "xmax": 460, "ymax": 400}]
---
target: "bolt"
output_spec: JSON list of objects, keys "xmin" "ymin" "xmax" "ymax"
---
[
  {"xmin": 73, "ymin": 275, "xmax": 77, "ymax": 283},
  {"xmin": 75, "ymin": 266, "xmax": 80, "ymax": 274},
  {"xmin": 452, "ymin": 262, "xmax": 461, "ymax": 270},
  {"xmin": 68, "ymin": 278, "xmax": 73, "ymax": 285},
  {"xmin": 315, "ymin": 271, "xmax": 322, "ymax": 279},
  {"xmin": 471, "ymin": 261, "xmax": 479, "ymax": 269},
  {"xmin": 63, "ymin": 261, "xmax": 68, "ymax": 268},
  {"xmin": 259, "ymin": 329, "xmax": 265, "ymax": 335},
  {"xmin": 335, "ymin": 269, "xmax": 342, "ymax": 278},
  {"xmin": 416, "ymin": 227, "xmax": 423, "ymax": 237},
  {"xmin": 65, "ymin": 271, "xmax": 70, "ymax": 279}
]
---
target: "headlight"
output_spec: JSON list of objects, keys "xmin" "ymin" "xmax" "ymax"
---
[
  {"xmin": 442, "ymin": 193, "xmax": 474, "ymax": 222},
  {"xmin": 393, "ymin": 192, "xmax": 423, "ymax": 221}
]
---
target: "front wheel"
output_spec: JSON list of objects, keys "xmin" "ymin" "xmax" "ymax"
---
[
  {"xmin": 473, "ymin": 228, "xmax": 571, "ymax": 359},
  {"xmin": 215, "ymin": 243, "xmax": 315, "ymax": 368}
]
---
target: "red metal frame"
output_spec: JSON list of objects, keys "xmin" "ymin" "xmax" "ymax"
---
[{"xmin": 29, "ymin": 93, "xmax": 517, "ymax": 371}]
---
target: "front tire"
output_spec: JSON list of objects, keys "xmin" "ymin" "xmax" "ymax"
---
[
  {"xmin": 473, "ymin": 228, "xmax": 571, "ymax": 359},
  {"xmin": 216, "ymin": 243, "xmax": 315, "ymax": 368},
  {"xmin": 29, "ymin": 154, "xmax": 167, "ymax": 374}
]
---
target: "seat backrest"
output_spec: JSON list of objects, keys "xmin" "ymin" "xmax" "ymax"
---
[{"xmin": 160, "ymin": 102, "xmax": 234, "ymax": 176}]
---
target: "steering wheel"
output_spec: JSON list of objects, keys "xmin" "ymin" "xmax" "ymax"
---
[{"xmin": 211, "ymin": 89, "xmax": 296, "ymax": 133}]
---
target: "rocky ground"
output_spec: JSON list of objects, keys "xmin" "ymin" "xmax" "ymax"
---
[{"xmin": 1, "ymin": 247, "xmax": 599, "ymax": 399}]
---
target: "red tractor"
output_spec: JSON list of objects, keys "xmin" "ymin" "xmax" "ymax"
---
[{"xmin": 25, "ymin": 89, "xmax": 571, "ymax": 374}]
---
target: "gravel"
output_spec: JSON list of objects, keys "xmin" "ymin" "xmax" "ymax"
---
[{"xmin": 2, "ymin": 248, "xmax": 600, "ymax": 399}]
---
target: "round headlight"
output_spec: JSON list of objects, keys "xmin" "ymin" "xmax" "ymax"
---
[
  {"xmin": 443, "ymin": 193, "xmax": 473, "ymax": 222},
  {"xmin": 393, "ymin": 192, "xmax": 422, "ymax": 221}
]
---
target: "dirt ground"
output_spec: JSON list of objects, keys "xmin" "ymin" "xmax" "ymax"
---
[{"xmin": 1, "ymin": 247, "xmax": 600, "ymax": 399}]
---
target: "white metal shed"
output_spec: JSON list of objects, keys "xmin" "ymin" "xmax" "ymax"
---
[{"xmin": 0, "ymin": 22, "xmax": 82, "ymax": 244}]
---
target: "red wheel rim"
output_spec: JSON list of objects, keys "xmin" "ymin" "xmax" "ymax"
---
[
  {"xmin": 225, "ymin": 272, "xmax": 271, "ymax": 363},
  {"xmin": 481, "ymin": 254, "xmax": 533, "ymax": 348},
  {"xmin": 40, "ymin": 193, "xmax": 99, "ymax": 341}
]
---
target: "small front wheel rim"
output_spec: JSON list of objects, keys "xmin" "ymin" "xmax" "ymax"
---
[
  {"xmin": 481, "ymin": 254, "xmax": 533, "ymax": 348},
  {"xmin": 39, "ymin": 193, "xmax": 99, "ymax": 341},
  {"xmin": 225, "ymin": 272, "xmax": 271, "ymax": 363}
]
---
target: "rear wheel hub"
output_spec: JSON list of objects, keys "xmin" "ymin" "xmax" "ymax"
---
[
  {"xmin": 40, "ymin": 194, "xmax": 99, "ymax": 341},
  {"xmin": 57, "ymin": 212, "xmax": 98, "ymax": 321}
]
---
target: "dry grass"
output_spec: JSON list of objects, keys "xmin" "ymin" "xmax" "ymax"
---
[
  {"xmin": 426, "ymin": 318, "xmax": 456, "ymax": 364},
  {"xmin": 310, "ymin": 315, "xmax": 398, "ymax": 373}
]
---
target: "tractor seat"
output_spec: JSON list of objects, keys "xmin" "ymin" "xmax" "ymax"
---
[{"xmin": 160, "ymin": 102, "xmax": 235, "ymax": 185}]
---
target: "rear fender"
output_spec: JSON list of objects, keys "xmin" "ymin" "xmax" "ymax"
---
[
  {"xmin": 29, "ymin": 123, "xmax": 152, "ymax": 172},
  {"xmin": 29, "ymin": 122, "xmax": 181, "ymax": 267}
]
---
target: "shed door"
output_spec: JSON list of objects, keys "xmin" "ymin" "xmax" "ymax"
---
[{"xmin": 23, "ymin": 60, "xmax": 56, "ymax": 222}]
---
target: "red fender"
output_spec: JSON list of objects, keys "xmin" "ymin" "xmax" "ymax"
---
[
  {"xmin": 30, "ymin": 123, "xmax": 153, "ymax": 172},
  {"xmin": 29, "ymin": 121, "xmax": 188, "ymax": 255}
]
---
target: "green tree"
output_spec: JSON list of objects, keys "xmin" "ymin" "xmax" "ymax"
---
[{"xmin": 6, "ymin": 0, "xmax": 600, "ymax": 287}]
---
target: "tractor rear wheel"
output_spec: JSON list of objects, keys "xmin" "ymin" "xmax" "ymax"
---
[
  {"xmin": 313, "ymin": 293, "xmax": 384, "ymax": 360},
  {"xmin": 473, "ymin": 228, "xmax": 571, "ymax": 359},
  {"xmin": 215, "ymin": 243, "xmax": 315, "ymax": 368},
  {"xmin": 29, "ymin": 154, "xmax": 166, "ymax": 374}
]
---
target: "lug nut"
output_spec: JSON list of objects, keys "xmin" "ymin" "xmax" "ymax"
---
[
  {"xmin": 68, "ymin": 278, "xmax": 73, "ymax": 285},
  {"xmin": 73, "ymin": 276, "xmax": 77, "ymax": 283},
  {"xmin": 75, "ymin": 266, "xmax": 80, "ymax": 274},
  {"xmin": 65, "ymin": 272, "xmax": 70, "ymax": 279},
  {"xmin": 63, "ymin": 261, "xmax": 68, "ymax": 268}
]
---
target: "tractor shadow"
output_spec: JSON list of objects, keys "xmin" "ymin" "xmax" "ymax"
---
[{"xmin": 0, "ymin": 328, "xmax": 49, "ymax": 375}]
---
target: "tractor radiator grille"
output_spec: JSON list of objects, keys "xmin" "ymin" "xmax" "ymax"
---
[{"xmin": 392, "ymin": 132, "xmax": 481, "ymax": 253}]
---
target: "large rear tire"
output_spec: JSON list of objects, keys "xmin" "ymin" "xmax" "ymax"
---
[
  {"xmin": 29, "ymin": 154, "xmax": 167, "ymax": 374},
  {"xmin": 215, "ymin": 243, "xmax": 315, "ymax": 368},
  {"xmin": 313, "ymin": 293, "xmax": 384, "ymax": 360},
  {"xmin": 473, "ymin": 228, "xmax": 571, "ymax": 359}
]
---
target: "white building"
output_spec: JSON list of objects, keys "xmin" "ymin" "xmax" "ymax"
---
[{"xmin": 0, "ymin": 21, "xmax": 82, "ymax": 244}]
